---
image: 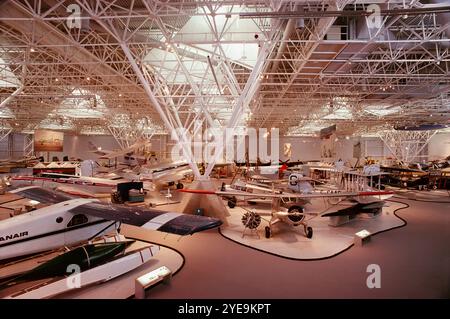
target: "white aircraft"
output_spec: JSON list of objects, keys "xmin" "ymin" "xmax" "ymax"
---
[
  {"xmin": 8, "ymin": 173, "xmax": 155, "ymax": 198},
  {"xmin": 81, "ymin": 156, "xmax": 191, "ymax": 190},
  {"xmin": 0, "ymin": 186, "xmax": 222, "ymax": 261},
  {"xmin": 88, "ymin": 139, "xmax": 152, "ymax": 163},
  {"xmin": 180, "ymin": 182, "xmax": 393, "ymax": 239},
  {"xmin": 247, "ymin": 173, "xmax": 316, "ymax": 194}
]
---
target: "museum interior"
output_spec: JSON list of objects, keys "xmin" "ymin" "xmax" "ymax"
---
[{"xmin": 0, "ymin": 0, "xmax": 449, "ymax": 300}]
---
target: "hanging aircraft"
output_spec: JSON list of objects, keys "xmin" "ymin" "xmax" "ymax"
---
[{"xmin": 88, "ymin": 139, "xmax": 153, "ymax": 164}]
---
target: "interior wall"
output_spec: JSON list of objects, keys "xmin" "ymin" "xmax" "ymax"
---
[
  {"xmin": 0, "ymin": 131, "xmax": 448, "ymax": 164},
  {"xmin": 279, "ymin": 136, "xmax": 321, "ymax": 162},
  {"xmin": 50, "ymin": 134, "xmax": 168, "ymax": 161},
  {"xmin": 51, "ymin": 134, "xmax": 120, "ymax": 161},
  {"xmin": 279, "ymin": 133, "xmax": 449, "ymax": 165},
  {"xmin": 0, "ymin": 134, "xmax": 26, "ymax": 159}
]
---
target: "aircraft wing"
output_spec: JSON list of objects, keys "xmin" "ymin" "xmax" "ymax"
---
[
  {"xmin": 68, "ymin": 202, "xmax": 221, "ymax": 235},
  {"xmin": 322, "ymin": 201, "xmax": 385, "ymax": 217},
  {"xmin": 153, "ymin": 167, "xmax": 192, "ymax": 183},
  {"xmin": 99, "ymin": 149, "xmax": 132, "ymax": 159},
  {"xmin": 88, "ymin": 149, "xmax": 110, "ymax": 157},
  {"xmin": 10, "ymin": 186, "xmax": 77, "ymax": 204},
  {"xmin": 9, "ymin": 186, "xmax": 222, "ymax": 236},
  {"xmin": 100, "ymin": 141, "xmax": 151, "ymax": 160},
  {"xmin": 242, "ymin": 183, "xmax": 282, "ymax": 193},
  {"xmin": 248, "ymin": 177, "xmax": 288, "ymax": 185},
  {"xmin": 179, "ymin": 188, "xmax": 394, "ymax": 199}
]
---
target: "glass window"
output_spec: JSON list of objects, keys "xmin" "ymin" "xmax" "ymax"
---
[{"xmin": 67, "ymin": 214, "xmax": 88, "ymax": 227}]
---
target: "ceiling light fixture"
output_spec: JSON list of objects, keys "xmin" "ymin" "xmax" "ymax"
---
[{"xmin": 239, "ymin": 6, "xmax": 450, "ymax": 19}]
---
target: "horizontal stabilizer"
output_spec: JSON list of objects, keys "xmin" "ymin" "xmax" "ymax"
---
[{"xmin": 322, "ymin": 202, "xmax": 384, "ymax": 217}]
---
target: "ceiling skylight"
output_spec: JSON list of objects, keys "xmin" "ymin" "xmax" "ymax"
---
[
  {"xmin": 55, "ymin": 88, "xmax": 107, "ymax": 119},
  {"xmin": 322, "ymin": 107, "xmax": 353, "ymax": 120},
  {"xmin": 38, "ymin": 117, "xmax": 74, "ymax": 130},
  {"xmin": 0, "ymin": 107, "xmax": 15, "ymax": 119},
  {"xmin": 0, "ymin": 57, "xmax": 20, "ymax": 87},
  {"xmin": 364, "ymin": 105, "xmax": 402, "ymax": 117}
]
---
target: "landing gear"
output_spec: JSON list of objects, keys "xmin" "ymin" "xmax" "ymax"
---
[
  {"xmin": 176, "ymin": 182, "xmax": 184, "ymax": 189},
  {"xmin": 306, "ymin": 226, "xmax": 313, "ymax": 239},
  {"xmin": 111, "ymin": 191, "xmax": 123, "ymax": 204},
  {"xmin": 265, "ymin": 226, "xmax": 271, "ymax": 238},
  {"xmin": 227, "ymin": 196, "xmax": 237, "ymax": 208}
]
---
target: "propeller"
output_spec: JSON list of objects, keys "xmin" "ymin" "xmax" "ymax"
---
[{"xmin": 241, "ymin": 211, "xmax": 261, "ymax": 229}]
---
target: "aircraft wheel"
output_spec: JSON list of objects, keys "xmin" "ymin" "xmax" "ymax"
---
[
  {"xmin": 176, "ymin": 182, "xmax": 184, "ymax": 189},
  {"xmin": 111, "ymin": 191, "xmax": 123, "ymax": 204},
  {"xmin": 265, "ymin": 226, "xmax": 271, "ymax": 238},
  {"xmin": 228, "ymin": 196, "xmax": 237, "ymax": 208},
  {"xmin": 306, "ymin": 226, "xmax": 313, "ymax": 239},
  {"xmin": 432, "ymin": 185, "xmax": 437, "ymax": 190}
]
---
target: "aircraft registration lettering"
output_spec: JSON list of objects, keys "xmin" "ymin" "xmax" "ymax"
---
[{"xmin": 0, "ymin": 231, "xmax": 29, "ymax": 242}]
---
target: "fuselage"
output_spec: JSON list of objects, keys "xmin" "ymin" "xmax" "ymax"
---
[{"xmin": 0, "ymin": 193, "xmax": 118, "ymax": 261}]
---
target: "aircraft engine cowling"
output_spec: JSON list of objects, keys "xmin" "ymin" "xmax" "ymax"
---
[{"xmin": 287, "ymin": 206, "xmax": 305, "ymax": 223}]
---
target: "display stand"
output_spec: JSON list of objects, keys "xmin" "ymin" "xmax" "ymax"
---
[
  {"xmin": 177, "ymin": 179, "xmax": 230, "ymax": 225},
  {"xmin": 242, "ymin": 227, "xmax": 260, "ymax": 239}
]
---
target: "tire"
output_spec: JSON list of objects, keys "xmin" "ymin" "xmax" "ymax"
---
[
  {"xmin": 265, "ymin": 226, "xmax": 271, "ymax": 238},
  {"xmin": 111, "ymin": 191, "xmax": 123, "ymax": 204},
  {"xmin": 228, "ymin": 196, "xmax": 237, "ymax": 208},
  {"xmin": 176, "ymin": 182, "xmax": 184, "ymax": 189},
  {"xmin": 306, "ymin": 226, "xmax": 313, "ymax": 239}
]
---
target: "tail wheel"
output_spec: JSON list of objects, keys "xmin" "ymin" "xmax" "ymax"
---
[
  {"xmin": 265, "ymin": 226, "xmax": 271, "ymax": 238},
  {"xmin": 176, "ymin": 182, "xmax": 184, "ymax": 189},
  {"xmin": 228, "ymin": 196, "xmax": 237, "ymax": 208},
  {"xmin": 306, "ymin": 226, "xmax": 313, "ymax": 239}
]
